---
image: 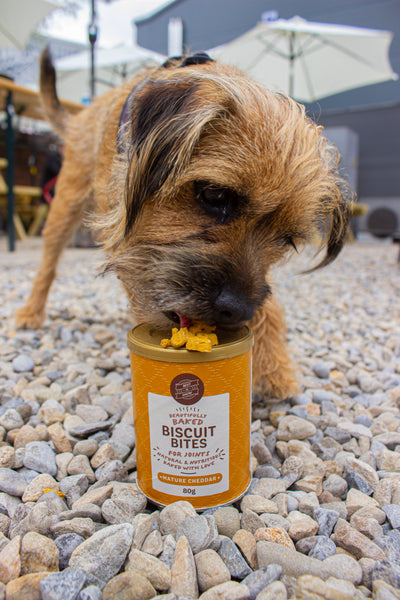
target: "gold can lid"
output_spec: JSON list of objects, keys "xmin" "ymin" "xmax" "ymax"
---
[{"xmin": 127, "ymin": 324, "xmax": 253, "ymax": 363}]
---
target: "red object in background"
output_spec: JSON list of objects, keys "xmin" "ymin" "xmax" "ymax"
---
[{"xmin": 42, "ymin": 175, "xmax": 58, "ymax": 204}]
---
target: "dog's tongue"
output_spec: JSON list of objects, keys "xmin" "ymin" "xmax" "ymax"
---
[{"xmin": 178, "ymin": 314, "xmax": 192, "ymax": 328}]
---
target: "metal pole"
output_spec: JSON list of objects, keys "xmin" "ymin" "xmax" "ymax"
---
[
  {"xmin": 289, "ymin": 31, "xmax": 295, "ymax": 98},
  {"xmin": 88, "ymin": 0, "xmax": 98, "ymax": 100},
  {"xmin": 6, "ymin": 91, "xmax": 15, "ymax": 252}
]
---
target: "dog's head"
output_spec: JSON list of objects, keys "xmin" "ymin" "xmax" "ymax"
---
[{"xmin": 104, "ymin": 57, "xmax": 351, "ymax": 327}]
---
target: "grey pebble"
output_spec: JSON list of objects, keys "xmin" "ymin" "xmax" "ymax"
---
[
  {"xmin": 94, "ymin": 459, "xmax": 128, "ymax": 482},
  {"xmin": 322, "ymin": 554, "xmax": 363, "ymax": 585},
  {"xmin": 286, "ymin": 495, "xmax": 299, "ymax": 512},
  {"xmin": 321, "ymin": 400, "xmax": 338, "ymax": 415},
  {"xmin": 176, "ymin": 514, "xmax": 220, "ymax": 554},
  {"xmin": 324, "ymin": 427, "xmax": 351, "ymax": 444},
  {"xmin": 0, "ymin": 408, "xmax": 24, "ymax": 430},
  {"xmin": 69, "ymin": 523, "xmax": 134, "ymax": 582},
  {"xmin": 73, "ymin": 439, "xmax": 98, "ymax": 457},
  {"xmin": 288, "ymin": 406, "xmax": 308, "ymax": 418},
  {"xmin": 323, "ymin": 474, "xmax": 348, "ymax": 499},
  {"xmin": 253, "ymin": 465, "xmax": 281, "ymax": 479},
  {"xmin": 59, "ymin": 504, "xmax": 103, "ymax": 522},
  {"xmin": 374, "ymin": 530, "xmax": 400, "ymax": 563},
  {"xmin": 308, "ymin": 429, "xmax": 324, "ymax": 445},
  {"xmin": 292, "ymin": 393, "xmax": 312, "ymax": 405},
  {"xmin": 59, "ymin": 474, "xmax": 89, "ymax": 496},
  {"xmin": 383, "ymin": 504, "xmax": 400, "ymax": 529},
  {"xmin": 312, "ymin": 438, "xmax": 341, "ymax": 461},
  {"xmin": 110, "ymin": 422, "xmax": 135, "ymax": 448},
  {"xmin": 101, "ymin": 486, "xmax": 147, "ymax": 524},
  {"xmin": 257, "ymin": 541, "xmax": 362, "ymax": 580},
  {"xmin": 12, "ymin": 354, "xmax": 35, "ymax": 372},
  {"xmin": 0, "ymin": 468, "xmax": 27, "ymax": 497},
  {"xmin": 217, "ymin": 536, "xmax": 252, "ymax": 579},
  {"xmin": 261, "ymin": 513, "xmax": 290, "ymax": 531},
  {"xmin": 371, "ymin": 559, "xmax": 400, "ymax": 589},
  {"xmin": 312, "ymin": 362, "xmax": 331, "ymax": 379},
  {"xmin": 320, "ymin": 502, "xmax": 347, "ymax": 520},
  {"xmin": 0, "ymin": 491, "xmax": 22, "ymax": 517},
  {"xmin": 241, "ymin": 508, "xmax": 264, "ymax": 534},
  {"xmin": 40, "ymin": 567, "xmax": 87, "ymax": 600},
  {"xmin": 107, "ymin": 440, "xmax": 130, "ymax": 462},
  {"xmin": 68, "ymin": 419, "xmax": 116, "ymax": 438},
  {"xmin": 241, "ymin": 565, "xmax": 282, "ymax": 600},
  {"xmin": 312, "ymin": 390, "xmax": 333, "ymax": 404},
  {"xmin": 345, "ymin": 472, "xmax": 374, "ymax": 496},
  {"xmin": 37, "ymin": 490, "xmax": 68, "ymax": 513},
  {"xmin": 313, "ymin": 507, "xmax": 340, "ymax": 537},
  {"xmin": 308, "ymin": 536, "xmax": 337, "ymax": 560},
  {"xmin": 55, "ymin": 533, "xmax": 85, "ymax": 570},
  {"xmin": 353, "ymin": 414, "xmax": 372, "ymax": 427},
  {"xmin": 11, "ymin": 501, "xmax": 56, "ymax": 537},
  {"xmin": 23, "ymin": 441, "xmax": 57, "ymax": 477},
  {"xmin": 252, "ymin": 442, "xmax": 272, "ymax": 465},
  {"xmin": 78, "ymin": 585, "xmax": 103, "ymax": 600},
  {"xmin": 18, "ymin": 467, "xmax": 40, "ymax": 484},
  {"xmin": 295, "ymin": 536, "xmax": 319, "ymax": 554},
  {"xmin": 257, "ymin": 540, "xmax": 343, "ymax": 580},
  {"xmin": 159, "ymin": 534, "xmax": 176, "ymax": 568}
]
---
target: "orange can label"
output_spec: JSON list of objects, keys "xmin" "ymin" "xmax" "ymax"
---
[{"xmin": 129, "ymin": 338, "xmax": 252, "ymax": 510}]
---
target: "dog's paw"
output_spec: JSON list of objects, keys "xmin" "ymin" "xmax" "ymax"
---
[
  {"xmin": 15, "ymin": 306, "xmax": 45, "ymax": 329},
  {"xmin": 254, "ymin": 372, "xmax": 300, "ymax": 402}
]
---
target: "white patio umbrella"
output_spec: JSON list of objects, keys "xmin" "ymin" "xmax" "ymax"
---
[
  {"xmin": 50, "ymin": 67, "xmax": 123, "ymax": 104},
  {"xmin": 0, "ymin": 0, "xmax": 56, "ymax": 49},
  {"xmin": 54, "ymin": 44, "xmax": 165, "ymax": 102},
  {"xmin": 56, "ymin": 44, "xmax": 164, "ymax": 72},
  {"xmin": 213, "ymin": 16, "xmax": 398, "ymax": 102}
]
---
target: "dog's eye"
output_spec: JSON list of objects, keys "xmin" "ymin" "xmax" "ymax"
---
[
  {"xmin": 286, "ymin": 237, "xmax": 298, "ymax": 252},
  {"xmin": 194, "ymin": 181, "xmax": 240, "ymax": 224}
]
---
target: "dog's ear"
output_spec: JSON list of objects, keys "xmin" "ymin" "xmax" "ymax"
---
[
  {"xmin": 309, "ymin": 180, "xmax": 352, "ymax": 271},
  {"xmin": 317, "ymin": 196, "xmax": 351, "ymax": 269},
  {"xmin": 124, "ymin": 78, "xmax": 223, "ymax": 234}
]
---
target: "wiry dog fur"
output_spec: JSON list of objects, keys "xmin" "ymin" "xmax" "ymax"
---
[{"xmin": 16, "ymin": 49, "xmax": 351, "ymax": 400}]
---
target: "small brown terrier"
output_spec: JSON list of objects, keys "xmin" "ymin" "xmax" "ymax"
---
[{"xmin": 16, "ymin": 50, "xmax": 350, "ymax": 399}]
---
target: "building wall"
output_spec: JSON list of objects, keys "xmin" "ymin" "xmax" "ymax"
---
[{"xmin": 316, "ymin": 104, "xmax": 400, "ymax": 199}]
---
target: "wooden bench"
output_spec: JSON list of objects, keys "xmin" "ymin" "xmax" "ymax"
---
[{"xmin": 0, "ymin": 158, "xmax": 44, "ymax": 240}]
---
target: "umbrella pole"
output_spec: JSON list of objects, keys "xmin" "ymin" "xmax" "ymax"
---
[
  {"xmin": 289, "ymin": 32, "xmax": 295, "ymax": 98},
  {"xmin": 88, "ymin": 0, "xmax": 98, "ymax": 100},
  {"xmin": 6, "ymin": 92, "xmax": 15, "ymax": 252}
]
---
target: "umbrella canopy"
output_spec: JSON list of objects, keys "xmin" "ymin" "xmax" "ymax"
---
[
  {"xmin": 56, "ymin": 44, "xmax": 164, "ymax": 72},
  {"xmin": 0, "ymin": 0, "xmax": 56, "ymax": 50},
  {"xmin": 54, "ymin": 44, "xmax": 165, "ymax": 103},
  {"xmin": 213, "ymin": 16, "xmax": 398, "ymax": 102},
  {"xmin": 52, "ymin": 66, "xmax": 130, "ymax": 104}
]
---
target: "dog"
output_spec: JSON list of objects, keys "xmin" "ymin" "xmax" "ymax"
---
[{"xmin": 16, "ymin": 49, "xmax": 351, "ymax": 400}]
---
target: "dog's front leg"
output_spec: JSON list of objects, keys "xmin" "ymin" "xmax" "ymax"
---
[
  {"xmin": 250, "ymin": 294, "xmax": 299, "ymax": 401},
  {"xmin": 15, "ymin": 166, "xmax": 91, "ymax": 329}
]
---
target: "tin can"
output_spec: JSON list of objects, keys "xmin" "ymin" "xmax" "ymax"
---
[{"xmin": 127, "ymin": 324, "xmax": 253, "ymax": 510}]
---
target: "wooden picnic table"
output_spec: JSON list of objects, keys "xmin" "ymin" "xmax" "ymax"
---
[
  {"xmin": 0, "ymin": 157, "xmax": 43, "ymax": 240},
  {"xmin": 0, "ymin": 77, "xmax": 82, "ymax": 249}
]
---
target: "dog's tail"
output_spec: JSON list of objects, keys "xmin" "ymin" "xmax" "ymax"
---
[{"xmin": 39, "ymin": 47, "xmax": 70, "ymax": 137}]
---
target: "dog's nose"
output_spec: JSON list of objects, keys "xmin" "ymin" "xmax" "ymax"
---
[{"xmin": 212, "ymin": 286, "xmax": 255, "ymax": 325}]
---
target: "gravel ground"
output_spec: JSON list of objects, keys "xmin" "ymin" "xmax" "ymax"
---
[{"xmin": 0, "ymin": 236, "xmax": 400, "ymax": 600}]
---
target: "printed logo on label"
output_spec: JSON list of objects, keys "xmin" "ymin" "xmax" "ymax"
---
[{"xmin": 170, "ymin": 374, "xmax": 204, "ymax": 405}]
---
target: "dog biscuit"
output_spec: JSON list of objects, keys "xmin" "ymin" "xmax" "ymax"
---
[{"xmin": 161, "ymin": 324, "xmax": 218, "ymax": 352}]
